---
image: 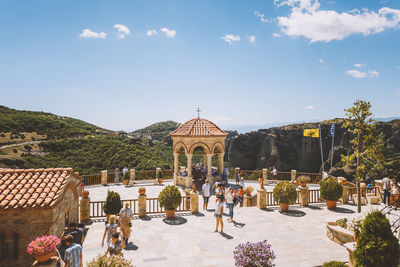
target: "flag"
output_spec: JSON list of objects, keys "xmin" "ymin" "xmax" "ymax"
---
[
  {"xmin": 329, "ymin": 124, "xmax": 335, "ymax": 137},
  {"xmin": 303, "ymin": 129, "xmax": 319, "ymax": 138}
]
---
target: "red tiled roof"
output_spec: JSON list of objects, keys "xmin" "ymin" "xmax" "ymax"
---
[
  {"xmin": 169, "ymin": 118, "xmax": 228, "ymax": 137},
  {"xmin": 0, "ymin": 168, "xmax": 81, "ymax": 210}
]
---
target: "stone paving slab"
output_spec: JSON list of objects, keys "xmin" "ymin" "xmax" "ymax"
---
[{"xmin": 83, "ymin": 181, "xmax": 376, "ymax": 267}]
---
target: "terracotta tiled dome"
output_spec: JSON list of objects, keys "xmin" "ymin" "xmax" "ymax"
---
[{"xmin": 169, "ymin": 118, "xmax": 228, "ymax": 137}]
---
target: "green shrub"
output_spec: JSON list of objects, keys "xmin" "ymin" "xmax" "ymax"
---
[
  {"xmin": 158, "ymin": 185, "xmax": 181, "ymax": 210},
  {"xmin": 322, "ymin": 261, "xmax": 347, "ymax": 267},
  {"xmin": 335, "ymin": 218, "xmax": 348, "ymax": 229},
  {"xmin": 123, "ymin": 171, "xmax": 130, "ymax": 181},
  {"xmin": 273, "ymin": 181, "xmax": 297, "ymax": 204},
  {"xmin": 320, "ymin": 176, "xmax": 343, "ymax": 201},
  {"xmin": 354, "ymin": 211, "xmax": 399, "ymax": 267},
  {"xmin": 87, "ymin": 254, "xmax": 133, "ymax": 267},
  {"xmin": 103, "ymin": 191, "xmax": 122, "ymax": 215},
  {"xmin": 157, "ymin": 170, "xmax": 163, "ymax": 179},
  {"xmin": 297, "ymin": 175, "xmax": 310, "ymax": 184}
]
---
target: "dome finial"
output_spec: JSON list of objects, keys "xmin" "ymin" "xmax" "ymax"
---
[{"xmin": 196, "ymin": 107, "xmax": 201, "ymax": 118}]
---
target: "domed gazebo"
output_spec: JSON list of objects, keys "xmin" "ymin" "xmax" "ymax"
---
[{"xmin": 169, "ymin": 117, "xmax": 229, "ymax": 188}]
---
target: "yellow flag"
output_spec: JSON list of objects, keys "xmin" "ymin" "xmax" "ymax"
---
[{"xmin": 303, "ymin": 129, "xmax": 319, "ymax": 138}]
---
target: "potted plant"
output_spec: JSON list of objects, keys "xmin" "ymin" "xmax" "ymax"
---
[
  {"xmin": 103, "ymin": 191, "xmax": 122, "ymax": 221},
  {"xmin": 320, "ymin": 176, "xmax": 343, "ymax": 209},
  {"xmin": 349, "ymin": 218, "xmax": 363, "ymax": 242},
  {"xmin": 123, "ymin": 171, "xmax": 130, "ymax": 186},
  {"xmin": 297, "ymin": 175, "xmax": 310, "ymax": 187},
  {"xmin": 81, "ymin": 190, "xmax": 89, "ymax": 198},
  {"xmin": 273, "ymin": 181, "xmax": 297, "ymax": 211},
  {"xmin": 233, "ymin": 240, "xmax": 276, "ymax": 267},
  {"xmin": 243, "ymin": 186, "xmax": 254, "ymax": 196},
  {"xmin": 158, "ymin": 185, "xmax": 182, "ymax": 219},
  {"xmin": 27, "ymin": 235, "xmax": 61, "ymax": 263},
  {"xmin": 157, "ymin": 170, "xmax": 163, "ymax": 184}
]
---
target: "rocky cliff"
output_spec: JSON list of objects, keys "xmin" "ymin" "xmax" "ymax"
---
[{"xmin": 226, "ymin": 119, "xmax": 400, "ymax": 178}]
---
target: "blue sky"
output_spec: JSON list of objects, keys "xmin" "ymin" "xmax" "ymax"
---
[{"xmin": 0, "ymin": 0, "xmax": 399, "ymax": 131}]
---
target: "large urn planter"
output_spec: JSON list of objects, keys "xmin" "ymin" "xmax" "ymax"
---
[
  {"xmin": 326, "ymin": 200, "xmax": 337, "ymax": 209},
  {"xmin": 35, "ymin": 253, "xmax": 52, "ymax": 263},
  {"xmin": 123, "ymin": 179, "xmax": 129, "ymax": 186},
  {"xmin": 165, "ymin": 209, "xmax": 176, "ymax": 219},
  {"xmin": 298, "ymin": 175, "xmax": 310, "ymax": 188},
  {"xmin": 139, "ymin": 187, "xmax": 146, "ymax": 195},
  {"xmin": 81, "ymin": 190, "xmax": 89, "ymax": 198},
  {"xmin": 279, "ymin": 203, "xmax": 289, "ymax": 212}
]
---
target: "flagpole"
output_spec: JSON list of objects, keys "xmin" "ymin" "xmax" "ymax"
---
[
  {"xmin": 319, "ymin": 124, "xmax": 324, "ymax": 172},
  {"xmin": 330, "ymin": 127, "xmax": 335, "ymax": 172}
]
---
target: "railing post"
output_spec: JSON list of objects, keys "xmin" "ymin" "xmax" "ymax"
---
[
  {"xmin": 262, "ymin": 168, "xmax": 268, "ymax": 180},
  {"xmin": 80, "ymin": 191, "xmax": 90, "ymax": 223},
  {"xmin": 101, "ymin": 170, "xmax": 108, "ymax": 186},
  {"xmin": 138, "ymin": 188, "xmax": 147, "ymax": 218},
  {"xmin": 190, "ymin": 191, "xmax": 199, "ymax": 214},
  {"xmin": 257, "ymin": 189, "xmax": 266, "ymax": 209},
  {"xmin": 155, "ymin": 167, "xmax": 161, "ymax": 185},
  {"xmin": 129, "ymin": 169, "xmax": 135, "ymax": 186},
  {"xmin": 299, "ymin": 186, "xmax": 309, "ymax": 207},
  {"xmin": 291, "ymin": 170, "xmax": 297, "ymax": 181}
]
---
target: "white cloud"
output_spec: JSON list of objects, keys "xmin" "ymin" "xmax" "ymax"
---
[
  {"xmin": 249, "ymin": 35, "xmax": 256, "ymax": 43},
  {"xmin": 319, "ymin": 58, "xmax": 324, "ymax": 63},
  {"xmin": 274, "ymin": 0, "xmax": 400, "ymax": 43},
  {"xmin": 113, "ymin": 24, "xmax": 130, "ymax": 39},
  {"xmin": 272, "ymin": 33, "xmax": 281, "ymax": 38},
  {"xmin": 146, "ymin": 29, "xmax": 157, "ymax": 36},
  {"xmin": 304, "ymin": 105, "xmax": 315, "ymax": 110},
  {"xmin": 160, "ymin": 27, "xmax": 176, "ymax": 38},
  {"xmin": 221, "ymin": 34, "xmax": 240, "ymax": 44},
  {"xmin": 347, "ymin": 69, "xmax": 379, "ymax": 78},
  {"xmin": 254, "ymin": 11, "xmax": 273, "ymax": 23},
  {"xmin": 354, "ymin": 63, "xmax": 366, "ymax": 67},
  {"xmin": 79, "ymin": 29, "xmax": 107, "ymax": 39}
]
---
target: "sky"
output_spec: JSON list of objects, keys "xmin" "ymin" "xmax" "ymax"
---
[{"xmin": 0, "ymin": 0, "xmax": 399, "ymax": 132}]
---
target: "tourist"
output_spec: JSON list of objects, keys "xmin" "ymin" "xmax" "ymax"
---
[
  {"xmin": 119, "ymin": 202, "xmax": 133, "ymax": 248},
  {"xmin": 212, "ymin": 178, "xmax": 221, "ymax": 190},
  {"xmin": 101, "ymin": 215, "xmax": 118, "ymax": 248},
  {"xmin": 215, "ymin": 183, "xmax": 224, "ymax": 201},
  {"xmin": 221, "ymin": 171, "xmax": 227, "ymax": 186},
  {"xmin": 240, "ymin": 177, "xmax": 245, "ymax": 188},
  {"xmin": 107, "ymin": 233, "xmax": 123, "ymax": 256},
  {"xmin": 237, "ymin": 186, "xmax": 244, "ymax": 207},
  {"xmin": 225, "ymin": 187, "xmax": 235, "ymax": 222},
  {"xmin": 272, "ymin": 166, "xmax": 277, "ymax": 180},
  {"xmin": 122, "ymin": 166, "xmax": 128, "ymax": 175},
  {"xmin": 202, "ymin": 179, "xmax": 211, "ymax": 210},
  {"xmin": 115, "ymin": 168, "xmax": 120, "ymax": 185},
  {"xmin": 64, "ymin": 235, "xmax": 82, "ymax": 267},
  {"xmin": 322, "ymin": 171, "xmax": 329, "ymax": 178},
  {"xmin": 235, "ymin": 169, "xmax": 241, "ymax": 186},
  {"xmin": 214, "ymin": 197, "xmax": 224, "ymax": 233},
  {"xmin": 382, "ymin": 175, "xmax": 392, "ymax": 205},
  {"xmin": 182, "ymin": 169, "xmax": 187, "ymax": 177},
  {"xmin": 65, "ymin": 222, "xmax": 84, "ymax": 246},
  {"xmin": 390, "ymin": 182, "xmax": 399, "ymax": 206}
]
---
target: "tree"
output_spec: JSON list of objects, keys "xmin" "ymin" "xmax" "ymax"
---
[{"xmin": 341, "ymin": 100, "xmax": 383, "ymax": 213}]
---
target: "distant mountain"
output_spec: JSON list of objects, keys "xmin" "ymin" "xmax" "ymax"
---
[
  {"xmin": 376, "ymin": 117, "xmax": 400, "ymax": 122},
  {"xmin": 0, "ymin": 105, "xmax": 111, "ymax": 139},
  {"xmin": 130, "ymin": 121, "xmax": 180, "ymax": 144}
]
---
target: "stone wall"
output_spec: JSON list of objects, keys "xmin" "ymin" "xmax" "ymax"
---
[{"xmin": 51, "ymin": 187, "xmax": 79, "ymax": 237}]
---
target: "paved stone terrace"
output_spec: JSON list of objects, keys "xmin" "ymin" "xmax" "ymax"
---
[{"xmin": 83, "ymin": 180, "xmax": 376, "ymax": 267}]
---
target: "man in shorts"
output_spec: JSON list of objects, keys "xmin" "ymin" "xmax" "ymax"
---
[{"xmin": 202, "ymin": 179, "xmax": 211, "ymax": 210}]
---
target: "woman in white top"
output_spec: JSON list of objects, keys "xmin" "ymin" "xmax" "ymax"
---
[
  {"xmin": 119, "ymin": 202, "xmax": 133, "ymax": 248},
  {"xmin": 225, "ymin": 187, "xmax": 235, "ymax": 222}
]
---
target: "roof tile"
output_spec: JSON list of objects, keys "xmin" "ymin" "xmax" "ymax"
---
[{"xmin": 170, "ymin": 118, "xmax": 228, "ymax": 137}]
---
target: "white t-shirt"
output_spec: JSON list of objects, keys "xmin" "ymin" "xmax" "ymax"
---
[
  {"xmin": 383, "ymin": 177, "xmax": 391, "ymax": 190},
  {"xmin": 392, "ymin": 187, "xmax": 399, "ymax": 195},
  {"xmin": 202, "ymin": 184, "xmax": 211, "ymax": 197},
  {"xmin": 226, "ymin": 193, "xmax": 234, "ymax": 204},
  {"xmin": 272, "ymin": 169, "xmax": 277, "ymax": 176}
]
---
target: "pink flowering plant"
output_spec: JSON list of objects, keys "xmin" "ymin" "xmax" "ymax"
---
[
  {"xmin": 26, "ymin": 235, "xmax": 60, "ymax": 256},
  {"xmin": 233, "ymin": 240, "xmax": 276, "ymax": 267}
]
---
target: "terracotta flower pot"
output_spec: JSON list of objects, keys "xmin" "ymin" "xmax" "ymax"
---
[
  {"xmin": 326, "ymin": 200, "xmax": 337, "ymax": 209},
  {"xmin": 81, "ymin": 190, "xmax": 89, "ymax": 198},
  {"xmin": 246, "ymin": 192, "xmax": 252, "ymax": 196},
  {"xmin": 158, "ymin": 178, "xmax": 163, "ymax": 184},
  {"xmin": 280, "ymin": 203, "xmax": 289, "ymax": 212},
  {"xmin": 35, "ymin": 253, "xmax": 52, "ymax": 263},
  {"xmin": 139, "ymin": 187, "xmax": 146, "ymax": 195},
  {"xmin": 294, "ymin": 180, "xmax": 299, "ymax": 186},
  {"xmin": 300, "ymin": 182, "xmax": 307, "ymax": 187},
  {"xmin": 123, "ymin": 180, "xmax": 129, "ymax": 185},
  {"xmin": 165, "ymin": 209, "xmax": 176, "ymax": 219}
]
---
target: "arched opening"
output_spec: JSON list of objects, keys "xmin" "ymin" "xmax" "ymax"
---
[
  {"xmin": 177, "ymin": 146, "xmax": 187, "ymax": 175},
  {"xmin": 191, "ymin": 146, "xmax": 207, "ymax": 189}
]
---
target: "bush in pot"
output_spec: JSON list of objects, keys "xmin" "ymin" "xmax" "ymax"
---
[
  {"xmin": 297, "ymin": 175, "xmax": 310, "ymax": 187},
  {"xmin": 123, "ymin": 171, "xmax": 130, "ymax": 185},
  {"xmin": 243, "ymin": 186, "xmax": 254, "ymax": 196},
  {"xmin": 354, "ymin": 210, "xmax": 399, "ymax": 267},
  {"xmin": 273, "ymin": 181, "xmax": 297, "ymax": 211},
  {"xmin": 320, "ymin": 176, "xmax": 343, "ymax": 209},
  {"xmin": 27, "ymin": 235, "xmax": 61, "ymax": 263},
  {"xmin": 103, "ymin": 191, "xmax": 122, "ymax": 218},
  {"xmin": 158, "ymin": 185, "xmax": 181, "ymax": 219},
  {"xmin": 157, "ymin": 170, "xmax": 163, "ymax": 184}
]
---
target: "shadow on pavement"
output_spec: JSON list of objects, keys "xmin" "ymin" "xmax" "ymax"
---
[
  {"xmin": 193, "ymin": 212, "xmax": 205, "ymax": 217},
  {"xmin": 279, "ymin": 209, "xmax": 306, "ymax": 217},
  {"xmin": 163, "ymin": 216, "xmax": 187, "ymax": 225},
  {"xmin": 233, "ymin": 221, "xmax": 245, "ymax": 228},
  {"xmin": 328, "ymin": 207, "xmax": 355, "ymax": 214},
  {"xmin": 219, "ymin": 232, "xmax": 233, "ymax": 239}
]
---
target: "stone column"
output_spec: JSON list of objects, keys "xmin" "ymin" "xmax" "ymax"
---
[
  {"xmin": 190, "ymin": 191, "xmax": 199, "ymax": 214},
  {"xmin": 262, "ymin": 169, "xmax": 268, "ymax": 179},
  {"xmin": 206, "ymin": 154, "xmax": 212, "ymax": 177},
  {"xmin": 217, "ymin": 153, "xmax": 224, "ymax": 173},
  {"xmin": 129, "ymin": 169, "xmax": 135, "ymax": 186},
  {"xmin": 173, "ymin": 152, "xmax": 179, "ymax": 185},
  {"xmin": 80, "ymin": 193, "xmax": 90, "ymax": 223},
  {"xmin": 187, "ymin": 153, "xmax": 193, "ymax": 177},
  {"xmin": 101, "ymin": 170, "xmax": 107, "ymax": 186},
  {"xmin": 138, "ymin": 190, "xmax": 147, "ymax": 218},
  {"xmin": 299, "ymin": 186, "xmax": 309, "ymax": 207},
  {"xmin": 291, "ymin": 170, "xmax": 297, "ymax": 181},
  {"xmin": 156, "ymin": 167, "xmax": 161, "ymax": 185},
  {"xmin": 257, "ymin": 189, "xmax": 266, "ymax": 209},
  {"xmin": 341, "ymin": 185, "xmax": 350, "ymax": 204}
]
